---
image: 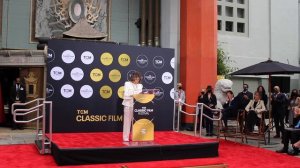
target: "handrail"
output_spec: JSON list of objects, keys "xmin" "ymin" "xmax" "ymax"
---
[
  {"xmin": 198, "ymin": 103, "xmax": 222, "ymax": 114},
  {"xmin": 174, "ymin": 100, "xmax": 197, "ymax": 108},
  {"xmin": 11, "ymin": 98, "xmax": 45, "ymax": 108},
  {"xmin": 197, "ymin": 103, "xmax": 222, "ymax": 137},
  {"xmin": 13, "ymin": 104, "xmax": 44, "ymax": 114},
  {"xmin": 11, "ymin": 98, "xmax": 45, "ymax": 116},
  {"xmin": 11, "ymin": 98, "xmax": 52, "ymax": 154},
  {"xmin": 174, "ymin": 100, "xmax": 222, "ymax": 137}
]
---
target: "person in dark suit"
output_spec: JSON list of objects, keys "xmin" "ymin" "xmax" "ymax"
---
[
  {"xmin": 222, "ymin": 90, "xmax": 239, "ymax": 129},
  {"xmin": 202, "ymin": 86, "xmax": 217, "ymax": 136},
  {"xmin": 10, "ymin": 77, "xmax": 26, "ymax": 130},
  {"xmin": 271, "ymin": 86, "xmax": 286, "ymax": 138},
  {"xmin": 236, "ymin": 84, "xmax": 253, "ymax": 111}
]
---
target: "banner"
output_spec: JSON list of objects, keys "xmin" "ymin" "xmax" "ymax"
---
[{"xmin": 47, "ymin": 39, "xmax": 175, "ymax": 132}]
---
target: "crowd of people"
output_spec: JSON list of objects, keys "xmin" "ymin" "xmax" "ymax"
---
[{"xmin": 176, "ymin": 82, "xmax": 300, "ymax": 155}]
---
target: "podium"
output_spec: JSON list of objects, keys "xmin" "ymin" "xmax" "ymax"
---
[{"xmin": 132, "ymin": 91, "xmax": 157, "ymax": 141}]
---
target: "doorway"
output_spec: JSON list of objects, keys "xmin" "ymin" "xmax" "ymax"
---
[
  {"xmin": 0, "ymin": 67, "xmax": 45, "ymax": 128},
  {"xmin": 0, "ymin": 68, "xmax": 20, "ymax": 127}
]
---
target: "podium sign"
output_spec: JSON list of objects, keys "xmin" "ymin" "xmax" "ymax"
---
[{"xmin": 133, "ymin": 94, "xmax": 155, "ymax": 141}]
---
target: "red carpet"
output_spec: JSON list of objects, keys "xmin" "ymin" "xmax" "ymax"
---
[
  {"xmin": 0, "ymin": 133, "xmax": 300, "ymax": 167},
  {"xmin": 51, "ymin": 131, "xmax": 214, "ymax": 148}
]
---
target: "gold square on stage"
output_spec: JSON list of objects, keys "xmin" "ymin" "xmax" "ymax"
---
[{"xmin": 132, "ymin": 119, "xmax": 154, "ymax": 141}]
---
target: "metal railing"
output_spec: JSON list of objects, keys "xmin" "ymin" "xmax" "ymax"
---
[
  {"xmin": 11, "ymin": 98, "xmax": 52, "ymax": 154},
  {"xmin": 173, "ymin": 100, "xmax": 222, "ymax": 137}
]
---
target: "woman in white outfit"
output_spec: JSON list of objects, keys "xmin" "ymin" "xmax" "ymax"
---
[{"xmin": 122, "ymin": 72, "xmax": 143, "ymax": 141}]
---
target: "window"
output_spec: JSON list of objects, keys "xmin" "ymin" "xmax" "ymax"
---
[
  {"xmin": 237, "ymin": 22, "xmax": 245, "ymax": 33},
  {"xmin": 237, "ymin": 0, "xmax": 245, "ymax": 4},
  {"xmin": 237, "ymin": 8, "xmax": 245, "ymax": 18},
  {"xmin": 218, "ymin": 5, "xmax": 222, "ymax": 15},
  {"xmin": 226, "ymin": 21, "xmax": 233, "ymax": 32},
  {"xmin": 217, "ymin": 0, "xmax": 248, "ymax": 36},
  {"xmin": 225, "ymin": 6, "xmax": 233, "ymax": 17},
  {"xmin": 218, "ymin": 20, "xmax": 222, "ymax": 30}
]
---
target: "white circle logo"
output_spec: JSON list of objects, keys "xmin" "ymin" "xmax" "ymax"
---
[
  {"xmin": 81, "ymin": 51, "xmax": 94, "ymax": 65},
  {"xmin": 144, "ymin": 71, "xmax": 156, "ymax": 84},
  {"xmin": 136, "ymin": 54, "xmax": 148, "ymax": 68},
  {"xmin": 153, "ymin": 56, "xmax": 164, "ymax": 69},
  {"xmin": 62, "ymin": 50, "xmax": 75, "ymax": 64},
  {"xmin": 47, "ymin": 48, "xmax": 55, "ymax": 63},
  {"xmin": 170, "ymin": 57, "xmax": 175, "ymax": 69},
  {"xmin": 70, "ymin": 67, "xmax": 84, "ymax": 81},
  {"xmin": 162, "ymin": 72, "xmax": 173, "ymax": 84},
  {"xmin": 61, "ymin": 84, "xmax": 74, "ymax": 98},
  {"xmin": 46, "ymin": 83, "xmax": 54, "ymax": 98},
  {"xmin": 170, "ymin": 88, "xmax": 175, "ymax": 99},
  {"xmin": 50, "ymin": 67, "xmax": 64, "ymax": 81},
  {"xmin": 80, "ymin": 85, "xmax": 93, "ymax": 98}
]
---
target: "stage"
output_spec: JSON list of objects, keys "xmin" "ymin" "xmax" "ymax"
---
[{"xmin": 50, "ymin": 131, "xmax": 219, "ymax": 166}]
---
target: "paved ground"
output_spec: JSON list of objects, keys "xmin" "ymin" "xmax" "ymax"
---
[
  {"xmin": 0, "ymin": 125, "xmax": 299, "ymax": 158},
  {"xmin": 0, "ymin": 127, "xmax": 36, "ymax": 145}
]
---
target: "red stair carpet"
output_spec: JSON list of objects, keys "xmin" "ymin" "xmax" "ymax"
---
[{"xmin": 0, "ymin": 136, "xmax": 300, "ymax": 167}]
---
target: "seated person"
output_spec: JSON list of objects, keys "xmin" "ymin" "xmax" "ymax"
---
[
  {"xmin": 245, "ymin": 91, "xmax": 266, "ymax": 133},
  {"xmin": 276, "ymin": 127, "xmax": 300, "ymax": 155},
  {"xmin": 222, "ymin": 90, "xmax": 239, "ymax": 129}
]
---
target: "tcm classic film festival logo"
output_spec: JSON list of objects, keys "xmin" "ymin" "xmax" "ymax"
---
[
  {"xmin": 153, "ymin": 56, "xmax": 164, "ymax": 69},
  {"xmin": 136, "ymin": 54, "xmax": 148, "ymax": 68},
  {"xmin": 81, "ymin": 51, "xmax": 94, "ymax": 65},
  {"xmin": 144, "ymin": 71, "xmax": 156, "ymax": 84}
]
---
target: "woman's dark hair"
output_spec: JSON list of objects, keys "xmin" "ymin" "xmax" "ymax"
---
[
  {"xmin": 206, "ymin": 85, "xmax": 213, "ymax": 93},
  {"xmin": 290, "ymin": 89, "xmax": 298, "ymax": 99},
  {"xmin": 257, "ymin": 85, "xmax": 266, "ymax": 95},
  {"xmin": 129, "ymin": 71, "xmax": 142, "ymax": 83},
  {"xmin": 226, "ymin": 90, "xmax": 234, "ymax": 96}
]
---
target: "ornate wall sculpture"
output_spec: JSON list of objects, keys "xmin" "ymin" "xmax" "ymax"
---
[
  {"xmin": 24, "ymin": 72, "xmax": 39, "ymax": 98},
  {"xmin": 35, "ymin": 0, "xmax": 109, "ymax": 38}
]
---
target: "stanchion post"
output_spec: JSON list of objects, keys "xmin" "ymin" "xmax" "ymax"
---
[
  {"xmin": 173, "ymin": 101, "xmax": 176, "ymax": 131},
  {"xmin": 199, "ymin": 103, "xmax": 203, "ymax": 137},
  {"xmin": 49, "ymin": 101, "xmax": 53, "ymax": 147},
  {"xmin": 194, "ymin": 104, "xmax": 199, "ymax": 136},
  {"xmin": 36, "ymin": 100, "xmax": 40, "ymax": 141},
  {"xmin": 42, "ymin": 103, "xmax": 46, "ymax": 154},
  {"xmin": 177, "ymin": 103, "xmax": 181, "ymax": 132}
]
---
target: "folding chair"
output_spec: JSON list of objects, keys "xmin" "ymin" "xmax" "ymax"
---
[
  {"xmin": 244, "ymin": 111, "xmax": 267, "ymax": 147},
  {"xmin": 219, "ymin": 110, "xmax": 246, "ymax": 143}
]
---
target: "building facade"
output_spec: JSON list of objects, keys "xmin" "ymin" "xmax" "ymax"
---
[
  {"xmin": 0, "ymin": 0, "xmax": 219, "ymax": 126},
  {"xmin": 218, "ymin": 0, "xmax": 300, "ymax": 94}
]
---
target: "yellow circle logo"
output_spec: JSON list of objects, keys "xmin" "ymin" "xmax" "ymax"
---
[
  {"xmin": 100, "ymin": 52, "xmax": 113, "ymax": 66},
  {"xmin": 109, "ymin": 69, "xmax": 121, "ymax": 83},
  {"xmin": 117, "ymin": 86, "xmax": 125, "ymax": 99},
  {"xmin": 118, "ymin": 54, "xmax": 131, "ymax": 67},
  {"xmin": 99, "ymin": 85, "xmax": 112, "ymax": 99},
  {"xmin": 90, "ymin": 69, "xmax": 103, "ymax": 82}
]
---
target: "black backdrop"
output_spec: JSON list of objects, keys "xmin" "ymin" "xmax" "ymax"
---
[{"xmin": 46, "ymin": 39, "xmax": 175, "ymax": 133}]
